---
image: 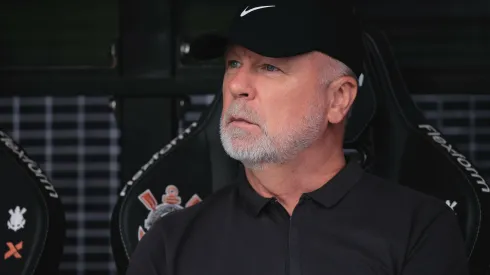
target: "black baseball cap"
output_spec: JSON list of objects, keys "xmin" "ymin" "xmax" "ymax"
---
[{"xmin": 189, "ymin": 0, "xmax": 364, "ymax": 78}]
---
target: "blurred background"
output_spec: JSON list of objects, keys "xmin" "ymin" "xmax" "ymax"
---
[{"xmin": 1, "ymin": 0, "xmax": 489, "ymax": 274}]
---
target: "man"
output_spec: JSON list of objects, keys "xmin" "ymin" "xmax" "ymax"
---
[{"xmin": 126, "ymin": 0, "xmax": 469, "ymax": 274}]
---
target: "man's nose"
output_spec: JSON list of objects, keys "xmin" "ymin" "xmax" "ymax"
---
[{"xmin": 228, "ymin": 69, "xmax": 255, "ymax": 99}]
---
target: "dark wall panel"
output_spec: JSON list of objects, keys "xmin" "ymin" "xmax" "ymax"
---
[
  {"xmin": 0, "ymin": 0, "xmax": 118, "ymax": 69},
  {"xmin": 357, "ymin": 0, "xmax": 490, "ymax": 95}
]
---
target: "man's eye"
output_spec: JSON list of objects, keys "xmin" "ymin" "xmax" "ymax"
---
[
  {"xmin": 262, "ymin": 64, "xmax": 279, "ymax": 72},
  {"xmin": 227, "ymin": 60, "xmax": 241, "ymax": 68}
]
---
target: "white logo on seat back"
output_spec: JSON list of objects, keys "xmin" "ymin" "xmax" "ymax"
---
[
  {"xmin": 7, "ymin": 206, "xmax": 27, "ymax": 232},
  {"xmin": 358, "ymin": 73, "xmax": 364, "ymax": 87},
  {"xmin": 446, "ymin": 200, "xmax": 458, "ymax": 211}
]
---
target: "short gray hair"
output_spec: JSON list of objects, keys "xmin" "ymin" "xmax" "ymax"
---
[
  {"xmin": 318, "ymin": 56, "xmax": 358, "ymax": 126},
  {"xmin": 319, "ymin": 56, "xmax": 357, "ymax": 87}
]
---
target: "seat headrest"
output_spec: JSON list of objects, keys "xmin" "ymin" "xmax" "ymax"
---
[
  {"xmin": 0, "ymin": 130, "xmax": 65, "ymax": 275},
  {"xmin": 362, "ymin": 30, "xmax": 490, "ymax": 273}
]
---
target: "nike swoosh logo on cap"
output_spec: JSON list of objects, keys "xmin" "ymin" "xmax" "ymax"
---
[{"xmin": 240, "ymin": 5, "xmax": 276, "ymax": 17}]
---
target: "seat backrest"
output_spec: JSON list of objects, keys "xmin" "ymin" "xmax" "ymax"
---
[
  {"xmin": 110, "ymin": 95, "xmax": 241, "ymax": 274},
  {"xmin": 362, "ymin": 30, "xmax": 490, "ymax": 274},
  {"xmin": 111, "ymin": 30, "xmax": 488, "ymax": 274},
  {"xmin": 0, "ymin": 130, "xmax": 65, "ymax": 275}
]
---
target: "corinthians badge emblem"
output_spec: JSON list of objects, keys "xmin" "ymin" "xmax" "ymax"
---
[{"xmin": 137, "ymin": 185, "xmax": 202, "ymax": 240}]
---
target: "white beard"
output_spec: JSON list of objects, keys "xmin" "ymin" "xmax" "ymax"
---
[{"xmin": 220, "ymin": 95, "xmax": 325, "ymax": 170}]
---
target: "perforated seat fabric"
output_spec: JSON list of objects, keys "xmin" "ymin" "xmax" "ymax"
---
[
  {"xmin": 111, "ymin": 30, "xmax": 488, "ymax": 274},
  {"xmin": 0, "ymin": 130, "xmax": 65, "ymax": 275}
]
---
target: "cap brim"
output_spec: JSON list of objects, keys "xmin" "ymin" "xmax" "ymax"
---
[{"xmin": 189, "ymin": 31, "xmax": 314, "ymax": 61}]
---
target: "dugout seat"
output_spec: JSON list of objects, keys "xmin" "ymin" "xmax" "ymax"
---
[
  {"xmin": 362, "ymin": 30, "xmax": 490, "ymax": 274},
  {"xmin": 0, "ymin": 130, "xmax": 66, "ymax": 275},
  {"xmin": 111, "ymin": 30, "xmax": 489, "ymax": 274}
]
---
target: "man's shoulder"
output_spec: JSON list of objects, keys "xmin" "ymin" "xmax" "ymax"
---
[{"xmin": 354, "ymin": 171, "xmax": 454, "ymax": 220}]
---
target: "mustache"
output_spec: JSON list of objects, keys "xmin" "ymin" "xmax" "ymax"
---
[{"xmin": 223, "ymin": 101, "xmax": 262, "ymax": 126}]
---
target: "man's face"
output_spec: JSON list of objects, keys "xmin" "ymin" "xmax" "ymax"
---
[{"xmin": 220, "ymin": 45, "xmax": 331, "ymax": 168}]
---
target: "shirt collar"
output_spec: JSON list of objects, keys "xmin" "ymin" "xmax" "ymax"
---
[
  {"xmin": 306, "ymin": 159, "xmax": 364, "ymax": 208},
  {"xmin": 236, "ymin": 158, "xmax": 365, "ymax": 215},
  {"xmin": 236, "ymin": 166, "xmax": 273, "ymax": 216}
]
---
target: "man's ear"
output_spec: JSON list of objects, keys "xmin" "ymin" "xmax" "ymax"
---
[{"xmin": 326, "ymin": 76, "xmax": 358, "ymax": 124}]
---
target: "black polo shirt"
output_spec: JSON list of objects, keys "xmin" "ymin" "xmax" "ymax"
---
[{"xmin": 126, "ymin": 160, "xmax": 469, "ymax": 275}]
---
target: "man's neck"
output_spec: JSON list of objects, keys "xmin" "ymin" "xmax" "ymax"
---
[{"xmin": 244, "ymin": 137, "xmax": 346, "ymax": 216}]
